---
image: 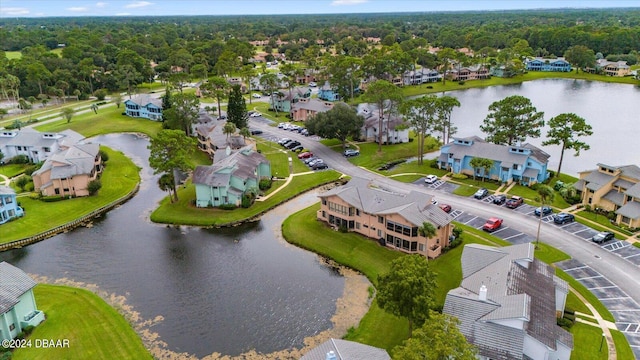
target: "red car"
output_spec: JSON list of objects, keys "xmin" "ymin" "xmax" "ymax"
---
[
  {"xmin": 298, "ymin": 152, "xmax": 313, "ymax": 159},
  {"xmin": 439, "ymin": 204, "xmax": 452, "ymax": 213},
  {"xmin": 483, "ymin": 217, "xmax": 503, "ymax": 232}
]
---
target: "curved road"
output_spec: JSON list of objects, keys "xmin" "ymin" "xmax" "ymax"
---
[{"xmin": 250, "ymin": 119, "xmax": 640, "ymax": 305}]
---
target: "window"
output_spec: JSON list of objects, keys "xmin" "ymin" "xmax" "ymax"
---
[
  {"xmin": 355, "ymin": 222, "xmax": 360, "ymax": 229},
  {"xmin": 356, "ymin": 209, "xmax": 360, "ymax": 216},
  {"xmin": 512, "ymin": 164, "xmax": 518, "ymax": 170},
  {"xmin": 411, "ymin": 242, "xmax": 417, "ymax": 252},
  {"xmin": 322, "ymin": 199, "xmax": 327, "ymax": 205},
  {"xmin": 55, "ymin": 188, "xmax": 60, "ymax": 195},
  {"xmin": 377, "ymin": 229, "xmax": 381, "ymax": 237},
  {"xmin": 322, "ymin": 211, "xmax": 326, "ymax": 218},
  {"xmin": 419, "ymin": 244, "xmax": 424, "ymax": 252},
  {"xmin": 9, "ymin": 324, "xmax": 15, "ymax": 331},
  {"xmin": 17, "ymin": 146, "xmax": 22, "ymax": 151},
  {"xmin": 378, "ymin": 216, "xmax": 384, "ymax": 224}
]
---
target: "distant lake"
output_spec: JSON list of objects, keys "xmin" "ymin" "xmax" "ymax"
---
[{"xmin": 440, "ymin": 79, "xmax": 640, "ymax": 176}]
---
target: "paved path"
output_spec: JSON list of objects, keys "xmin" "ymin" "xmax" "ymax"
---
[
  {"xmin": 0, "ymin": 174, "xmax": 9, "ymax": 186},
  {"xmin": 571, "ymin": 288, "xmax": 618, "ymax": 359}
]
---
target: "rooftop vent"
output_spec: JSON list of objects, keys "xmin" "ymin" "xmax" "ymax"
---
[{"xmin": 479, "ymin": 284, "xmax": 488, "ymax": 301}]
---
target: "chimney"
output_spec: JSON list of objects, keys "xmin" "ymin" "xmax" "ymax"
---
[
  {"xmin": 326, "ymin": 350, "xmax": 337, "ymax": 360},
  {"xmin": 479, "ymin": 284, "xmax": 488, "ymax": 301}
]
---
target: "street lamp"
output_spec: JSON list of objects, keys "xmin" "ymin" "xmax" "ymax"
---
[{"xmin": 599, "ymin": 332, "xmax": 605, "ymax": 352}]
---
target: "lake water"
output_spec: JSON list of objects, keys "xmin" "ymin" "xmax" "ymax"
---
[{"xmin": 440, "ymin": 79, "xmax": 640, "ymax": 175}]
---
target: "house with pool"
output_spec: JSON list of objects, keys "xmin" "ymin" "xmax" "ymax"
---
[
  {"xmin": 438, "ymin": 136, "xmax": 550, "ymax": 186},
  {"xmin": 0, "ymin": 262, "xmax": 45, "ymax": 341}
]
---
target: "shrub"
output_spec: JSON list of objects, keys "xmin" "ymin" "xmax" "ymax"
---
[
  {"xmin": 428, "ymin": 158, "xmax": 440, "ymax": 169},
  {"xmin": 241, "ymin": 192, "xmax": 255, "ymax": 208},
  {"xmin": 447, "ymin": 236, "xmax": 463, "ymax": 250},
  {"xmin": 15, "ymin": 176, "xmax": 30, "ymax": 191},
  {"xmin": 23, "ymin": 325, "xmax": 35, "ymax": 335},
  {"xmin": 10, "ymin": 154, "xmax": 30, "ymax": 164},
  {"xmin": 24, "ymin": 164, "xmax": 41, "ymax": 176},
  {"xmin": 338, "ymin": 225, "xmax": 348, "ymax": 233},
  {"xmin": 451, "ymin": 173, "xmax": 468, "ymax": 180},
  {"xmin": 94, "ymin": 89, "xmax": 108, "ymax": 100},
  {"xmin": 548, "ymin": 170, "xmax": 556, "ymax": 178},
  {"xmin": 458, "ymin": 81, "xmax": 465, "ymax": 85},
  {"xmin": 218, "ymin": 204, "xmax": 236, "ymax": 210},
  {"xmin": 259, "ymin": 179, "xmax": 272, "ymax": 190},
  {"xmin": 99, "ymin": 150, "xmax": 109, "ymax": 162},
  {"xmin": 88, "ymin": 179, "xmax": 102, "ymax": 195},
  {"xmin": 40, "ymin": 196, "xmax": 66, "ymax": 202},
  {"xmin": 452, "ymin": 227, "xmax": 464, "ymax": 239},
  {"xmin": 557, "ymin": 317, "xmax": 574, "ymax": 330},
  {"xmin": 426, "ymin": 85, "xmax": 433, "ymax": 89}
]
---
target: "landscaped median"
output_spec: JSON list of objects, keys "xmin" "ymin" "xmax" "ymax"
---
[
  {"xmin": 1, "ymin": 147, "xmax": 140, "ymax": 244},
  {"xmin": 150, "ymin": 170, "xmax": 343, "ymax": 226},
  {"xmin": 12, "ymin": 284, "xmax": 151, "ymax": 360}
]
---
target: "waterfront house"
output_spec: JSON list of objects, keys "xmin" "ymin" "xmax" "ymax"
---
[
  {"xmin": 525, "ymin": 57, "xmax": 572, "ymax": 72},
  {"xmin": 192, "ymin": 110, "xmax": 249, "ymax": 160},
  {"xmin": 443, "ymin": 243, "xmax": 573, "ymax": 360},
  {"xmin": 192, "ymin": 146, "xmax": 271, "ymax": 208},
  {"xmin": 438, "ymin": 136, "xmax": 550, "ymax": 186},
  {"xmin": 0, "ymin": 186, "xmax": 24, "ymax": 224},
  {"xmin": 290, "ymin": 98, "xmax": 338, "ymax": 122},
  {"xmin": 358, "ymin": 103, "xmax": 410, "ymax": 145},
  {"xmin": 317, "ymin": 177, "xmax": 454, "ymax": 258},
  {"xmin": 573, "ymin": 164, "xmax": 640, "ymax": 228},
  {"xmin": 0, "ymin": 128, "xmax": 83, "ymax": 164},
  {"xmin": 586, "ymin": 59, "xmax": 631, "ymax": 77},
  {"xmin": 124, "ymin": 94, "xmax": 163, "ymax": 121},
  {"xmin": 270, "ymin": 88, "xmax": 311, "ymax": 113},
  {"xmin": 0, "ymin": 262, "xmax": 45, "ymax": 341},
  {"xmin": 402, "ymin": 68, "xmax": 440, "ymax": 85},
  {"xmin": 318, "ymin": 82, "xmax": 341, "ymax": 102},
  {"xmin": 448, "ymin": 64, "xmax": 490, "ymax": 81},
  {"xmin": 32, "ymin": 143, "xmax": 103, "ymax": 197},
  {"xmin": 300, "ymin": 338, "xmax": 390, "ymax": 360}
]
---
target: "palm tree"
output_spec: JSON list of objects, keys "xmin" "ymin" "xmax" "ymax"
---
[
  {"xmin": 535, "ymin": 185, "xmax": 555, "ymax": 246},
  {"xmin": 239, "ymin": 127, "xmax": 251, "ymax": 141},
  {"xmin": 223, "ymin": 122, "xmax": 236, "ymax": 143},
  {"xmin": 419, "ymin": 221, "xmax": 437, "ymax": 240}
]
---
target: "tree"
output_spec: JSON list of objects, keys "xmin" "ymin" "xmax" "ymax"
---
[
  {"xmin": 200, "ymin": 76, "xmax": 229, "ymax": 119},
  {"xmin": 113, "ymin": 93, "xmax": 123, "ymax": 108},
  {"xmin": 480, "ymin": 95, "xmax": 545, "ymax": 145},
  {"xmin": 437, "ymin": 47, "xmax": 457, "ymax": 85},
  {"xmin": 26, "ymin": 61, "xmax": 51, "ymax": 95},
  {"xmin": 392, "ymin": 310, "xmax": 477, "ymax": 360},
  {"xmin": 223, "ymin": 121, "xmax": 237, "ymax": 142},
  {"xmin": 418, "ymin": 221, "xmax": 437, "ymax": 239},
  {"xmin": 90, "ymin": 103, "xmax": 99, "ymax": 114},
  {"xmin": 162, "ymin": 92, "xmax": 200, "ymax": 136},
  {"xmin": 542, "ymin": 113, "xmax": 593, "ymax": 176},
  {"xmin": 434, "ymin": 95, "xmax": 461, "ymax": 145},
  {"xmin": 362, "ymin": 80, "xmax": 403, "ymax": 152},
  {"xmin": 469, "ymin": 157, "xmax": 494, "ymax": 182},
  {"xmin": 61, "ymin": 107, "xmax": 75, "ymax": 123},
  {"xmin": 158, "ymin": 173, "xmax": 176, "ymax": 202},
  {"xmin": 535, "ymin": 185, "xmax": 555, "ymax": 245},
  {"xmin": 239, "ymin": 127, "xmax": 251, "ymax": 141},
  {"xmin": 87, "ymin": 179, "xmax": 102, "ymax": 196},
  {"xmin": 400, "ymin": 96, "xmax": 438, "ymax": 165},
  {"xmin": 259, "ymin": 73, "xmax": 280, "ymax": 116},
  {"xmin": 377, "ymin": 255, "xmax": 436, "ymax": 336},
  {"xmin": 148, "ymin": 129, "xmax": 197, "ymax": 202},
  {"xmin": 15, "ymin": 176, "xmax": 30, "ymax": 191},
  {"xmin": 240, "ymin": 64, "xmax": 257, "ymax": 104},
  {"xmin": 305, "ymin": 103, "xmax": 364, "ymax": 150},
  {"xmin": 564, "ymin": 45, "xmax": 596, "ymax": 73},
  {"xmin": 227, "ymin": 85, "xmax": 248, "ymax": 129}
]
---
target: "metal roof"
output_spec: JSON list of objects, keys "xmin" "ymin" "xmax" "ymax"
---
[
  {"xmin": 300, "ymin": 338, "xmax": 390, "ymax": 360},
  {"xmin": 0, "ymin": 262, "xmax": 37, "ymax": 314}
]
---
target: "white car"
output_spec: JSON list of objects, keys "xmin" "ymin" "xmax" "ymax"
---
[
  {"xmin": 308, "ymin": 82, "xmax": 317, "ymax": 87},
  {"xmin": 251, "ymin": 93, "xmax": 261, "ymax": 98},
  {"xmin": 424, "ymin": 175, "xmax": 438, "ymax": 184},
  {"xmin": 249, "ymin": 112, "xmax": 261, "ymax": 117}
]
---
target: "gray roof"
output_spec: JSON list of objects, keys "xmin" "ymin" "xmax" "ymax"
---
[
  {"xmin": 627, "ymin": 183, "xmax": 640, "ymax": 198},
  {"xmin": 300, "ymin": 338, "xmax": 390, "ymax": 360},
  {"xmin": 0, "ymin": 185, "xmax": 16, "ymax": 195},
  {"xmin": 603, "ymin": 190, "xmax": 625, "ymax": 206},
  {"xmin": 126, "ymin": 94, "xmax": 162, "ymax": 108},
  {"xmin": 614, "ymin": 178, "xmax": 636, "ymax": 190},
  {"xmin": 444, "ymin": 243, "xmax": 573, "ymax": 359},
  {"xmin": 616, "ymin": 201, "xmax": 640, "ymax": 220},
  {"xmin": 4, "ymin": 128, "xmax": 59, "ymax": 148},
  {"xmin": 192, "ymin": 146, "xmax": 268, "ymax": 187},
  {"xmin": 0, "ymin": 262, "xmax": 37, "ymax": 314},
  {"xmin": 573, "ymin": 179, "xmax": 585, "ymax": 191},
  {"xmin": 291, "ymin": 98, "xmax": 340, "ymax": 113},
  {"xmin": 445, "ymin": 136, "xmax": 549, "ymax": 166},
  {"xmin": 583, "ymin": 170, "xmax": 614, "ymax": 191},
  {"xmin": 319, "ymin": 177, "xmax": 452, "ymax": 227},
  {"xmin": 33, "ymin": 143, "xmax": 100, "ymax": 180}
]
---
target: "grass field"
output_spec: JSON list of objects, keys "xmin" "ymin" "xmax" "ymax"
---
[
  {"xmin": 569, "ymin": 322, "xmax": 610, "ymax": 360},
  {"xmin": 575, "ymin": 210, "xmax": 634, "ymax": 237},
  {"xmin": 0, "ymin": 164, "xmax": 30, "ymax": 178},
  {"xmin": 150, "ymin": 170, "xmax": 342, "ymax": 226},
  {"xmin": 5, "ymin": 51, "xmax": 22, "ymax": 59},
  {"xmin": 35, "ymin": 105, "xmax": 162, "ymax": 138},
  {"xmin": 347, "ymin": 136, "xmax": 440, "ymax": 171},
  {"xmin": 12, "ymin": 284, "xmax": 151, "ymax": 360},
  {"xmin": 1, "ymin": 147, "xmax": 140, "ymax": 243}
]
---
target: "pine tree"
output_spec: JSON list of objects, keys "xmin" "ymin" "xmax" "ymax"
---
[{"xmin": 227, "ymin": 85, "xmax": 248, "ymax": 129}]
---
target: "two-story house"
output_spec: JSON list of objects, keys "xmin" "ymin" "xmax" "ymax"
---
[
  {"xmin": 573, "ymin": 164, "xmax": 640, "ymax": 228},
  {"xmin": 358, "ymin": 103, "xmax": 410, "ymax": 145},
  {"xmin": 124, "ymin": 94, "xmax": 163, "ymax": 121},
  {"xmin": 270, "ymin": 88, "xmax": 311, "ymax": 113},
  {"xmin": 448, "ymin": 64, "xmax": 490, "ymax": 81},
  {"xmin": 318, "ymin": 82, "xmax": 341, "ymax": 102},
  {"xmin": 192, "ymin": 111, "xmax": 249, "ymax": 160},
  {"xmin": 317, "ymin": 177, "xmax": 454, "ymax": 259},
  {"xmin": 525, "ymin": 57, "xmax": 572, "ymax": 72},
  {"xmin": 290, "ymin": 98, "xmax": 340, "ymax": 122},
  {"xmin": 0, "ymin": 128, "xmax": 83, "ymax": 164},
  {"xmin": 444, "ymin": 243, "xmax": 573, "ymax": 360},
  {"xmin": 439, "ymin": 136, "xmax": 550, "ymax": 186},
  {"xmin": 586, "ymin": 59, "xmax": 631, "ymax": 77},
  {"xmin": 0, "ymin": 186, "xmax": 24, "ymax": 224},
  {"xmin": 402, "ymin": 68, "xmax": 440, "ymax": 85},
  {"xmin": 0, "ymin": 262, "xmax": 45, "ymax": 341},
  {"xmin": 192, "ymin": 146, "xmax": 271, "ymax": 208}
]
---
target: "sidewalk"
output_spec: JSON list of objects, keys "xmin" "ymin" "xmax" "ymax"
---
[{"xmin": 570, "ymin": 287, "xmax": 617, "ymax": 359}]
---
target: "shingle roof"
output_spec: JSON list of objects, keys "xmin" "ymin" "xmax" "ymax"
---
[
  {"xmin": 300, "ymin": 338, "xmax": 390, "ymax": 360},
  {"xmin": 127, "ymin": 94, "xmax": 162, "ymax": 108},
  {"xmin": 319, "ymin": 177, "xmax": 453, "ymax": 227},
  {"xmin": 291, "ymin": 98, "xmax": 340, "ymax": 113},
  {"xmin": 444, "ymin": 136, "xmax": 549, "ymax": 165},
  {"xmin": 616, "ymin": 201, "xmax": 640, "ymax": 220},
  {"xmin": 0, "ymin": 185, "xmax": 16, "ymax": 195},
  {"xmin": 583, "ymin": 170, "xmax": 614, "ymax": 191},
  {"xmin": 0, "ymin": 262, "xmax": 36, "ymax": 314},
  {"xmin": 603, "ymin": 190, "xmax": 625, "ymax": 206},
  {"xmin": 192, "ymin": 146, "xmax": 268, "ymax": 187},
  {"xmin": 33, "ymin": 143, "xmax": 99, "ymax": 180},
  {"xmin": 627, "ymin": 183, "xmax": 640, "ymax": 198}
]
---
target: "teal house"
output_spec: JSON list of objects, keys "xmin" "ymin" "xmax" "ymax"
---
[
  {"xmin": 0, "ymin": 186, "xmax": 24, "ymax": 225},
  {"xmin": 193, "ymin": 146, "xmax": 271, "ymax": 207},
  {"xmin": 270, "ymin": 88, "xmax": 311, "ymax": 113},
  {"xmin": 0, "ymin": 262, "xmax": 45, "ymax": 341}
]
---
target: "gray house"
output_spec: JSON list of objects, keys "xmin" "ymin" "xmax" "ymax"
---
[
  {"xmin": 300, "ymin": 338, "xmax": 390, "ymax": 360},
  {"xmin": 0, "ymin": 128, "xmax": 83, "ymax": 164},
  {"xmin": 0, "ymin": 262, "xmax": 45, "ymax": 341},
  {"xmin": 443, "ymin": 243, "xmax": 573, "ymax": 360}
]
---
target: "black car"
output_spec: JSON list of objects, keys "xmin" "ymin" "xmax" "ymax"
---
[
  {"xmin": 534, "ymin": 206, "xmax": 553, "ymax": 216},
  {"xmin": 285, "ymin": 141, "xmax": 301, "ymax": 149},
  {"xmin": 553, "ymin": 213, "xmax": 575, "ymax": 224},
  {"xmin": 312, "ymin": 163, "xmax": 328, "ymax": 170},
  {"xmin": 250, "ymin": 129, "xmax": 263, "ymax": 135},
  {"xmin": 592, "ymin": 231, "xmax": 615, "ymax": 243},
  {"xmin": 493, "ymin": 194, "xmax": 506, "ymax": 205}
]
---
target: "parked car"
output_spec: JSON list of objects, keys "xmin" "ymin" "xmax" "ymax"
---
[
  {"xmin": 553, "ymin": 213, "xmax": 575, "ymax": 224},
  {"xmin": 592, "ymin": 231, "xmax": 615, "ymax": 243},
  {"xmin": 308, "ymin": 158, "xmax": 324, "ymax": 167},
  {"xmin": 252, "ymin": 93, "xmax": 262, "ymax": 98},
  {"xmin": 505, "ymin": 196, "xmax": 524, "ymax": 209},
  {"xmin": 493, "ymin": 194, "xmax": 507, "ymax": 205},
  {"xmin": 249, "ymin": 112, "xmax": 261, "ymax": 117},
  {"xmin": 534, "ymin": 206, "xmax": 553, "ymax": 216},
  {"xmin": 277, "ymin": 122, "xmax": 289, "ymax": 129},
  {"xmin": 483, "ymin": 217, "xmax": 503, "ymax": 232},
  {"xmin": 250, "ymin": 129, "xmax": 263, "ymax": 135},
  {"xmin": 309, "ymin": 82, "xmax": 317, "ymax": 87},
  {"xmin": 290, "ymin": 145, "xmax": 304, "ymax": 152},
  {"xmin": 301, "ymin": 129, "xmax": 309, "ymax": 136},
  {"xmin": 474, "ymin": 188, "xmax": 489, "ymax": 199},
  {"xmin": 439, "ymin": 204, "xmax": 452, "ymax": 213},
  {"xmin": 343, "ymin": 149, "xmax": 360, "ymax": 157},
  {"xmin": 304, "ymin": 156, "xmax": 318, "ymax": 165},
  {"xmin": 285, "ymin": 141, "xmax": 301, "ymax": 149},
  {"xmin": 424, "ymin": 175, "xmax": 438, "ymax": 184},
  {"xmin": 217, "ymin": 115, "xmax": 227, "ymax": 121},
  {"xmin": 277, "ymin": 138, "xmax": 291, "ymax": 145},
  {"xmin": 298, "ymin": 152, "xmax": 313, "ymax": 159},
  {"xmin": 312, "ymin": 163, "xmax": 328, "ymax": 170}
]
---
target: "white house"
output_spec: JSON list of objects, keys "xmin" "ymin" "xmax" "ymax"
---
[
  {"xmin": 0, "ymin": 128, "xmax": 84, "ymax": 163},
  {"xmin": 357, "ymin": 103, "xmax": 409, "ymax": 144}
]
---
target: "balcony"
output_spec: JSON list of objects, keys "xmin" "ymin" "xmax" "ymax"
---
[{"xmin": 21, "ymin": 310, "xmax": 45, "ymax": 328}]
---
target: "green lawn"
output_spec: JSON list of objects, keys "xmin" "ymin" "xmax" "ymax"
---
[
  {"xmin": 452, "ymin": 184, "xmax": 481, "ymax": 197},
  {"xmin": 1, "ymin": 147, "xmax": 140, "ymax": 243},
  {"xmin": 450, "ymin": 177, "xmax": 501, "ymax": 191},
  {"xmin": 35, "ymin": 105, "xmax": 162, "ymax": 138},
  {"xmin": 634, "ymin": 242, "xmax": 640, "ymax": 249},
  {"xmin": 611, "ymin": 329, "xmax": 635, "ymax": 360},
  {"xmin": 575, "ymin": 210, "xmax": 633, "ymax": 237},
  {"xmin": 388, "ymin": 174, "xmax": 423, "ymax": 183},
  {"xmin": 0, "ymin": 164, "xmax": 30, "ymax": 178},
  {"xmin": 150, "ymin": 170, "xmax": 342, "ymax": 226},
  {"xmin": 569, "ymin": 322, "xmax": 610, "ymax": 360},
  {"xmin": 347, "ymin": 136, "xmax": 440, "ymax": 171},
  {"xmin": 379, "ymin": 158, "xmax": 449, "ymax": 178},
  {"xmin": 12, "ymin": 284, "xmax": 151, "ymax": 360},
  {"xmin": 506, "ymin": 184, "xmax": 572, "ymax": 209},
  {"xmin": 5, "ymin": 51, "xmax": 22, "ymax": 59},
  {"xmin": 566, "ymin": 291, "xmax": 591, "ymax": 315}
]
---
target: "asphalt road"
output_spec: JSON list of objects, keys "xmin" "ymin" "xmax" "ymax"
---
[{"xmin": 251, "ymin": 119, "xmax": 640, "ymax": 306}]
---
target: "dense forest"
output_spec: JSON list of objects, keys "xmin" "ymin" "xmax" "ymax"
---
[{"xmin": 0, "ymin": 8, "xmax": 638, "ymax": 100}]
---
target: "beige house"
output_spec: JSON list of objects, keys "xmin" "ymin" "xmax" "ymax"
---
[
  {"xmin": 587, "ymin": 59, "xmax": 631, "ymax": 77},
  {"xmin": 32, "ymin": 143, "xmax": 102, "ymax": 197},
  {"xmin": 317, "ymin": 177, "xmax": 453, "ymax": 258},
  {"xmin": 290, "ymin": 98, "xmax": 337, "ymax": 122},
  {"xmin": 574, "ymin": 163, "xmax": 640, "ymax": 228}
]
